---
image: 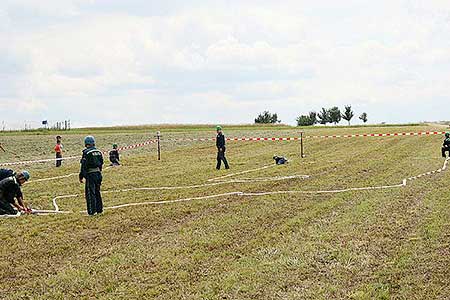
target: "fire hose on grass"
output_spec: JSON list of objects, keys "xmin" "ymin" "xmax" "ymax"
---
[{"xmin": 13, "ymin": 158, "xmax": 449, "ymax": 216}]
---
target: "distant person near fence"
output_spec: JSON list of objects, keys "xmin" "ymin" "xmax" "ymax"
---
[{"xmin": 55, "ymin": 136, "xmax": 63, "ymax": 167}]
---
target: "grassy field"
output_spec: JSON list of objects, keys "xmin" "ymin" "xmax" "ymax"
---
[{"xmin": 0, "ymin": 124, "xmax": 449, "ymax": 299}]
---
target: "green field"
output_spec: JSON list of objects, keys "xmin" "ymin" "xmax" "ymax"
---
[{"xmin": 1, "ymin": 124, "xmax": 449, "ymax": 299}]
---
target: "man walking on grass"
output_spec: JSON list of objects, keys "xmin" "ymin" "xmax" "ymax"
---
[
  {"xmin": 216, "ymin": 125, "xmax": 230, "ymax": 170},
  {"xmin": 79, "ymin": 136, "xmax": 104, "ymax": 216}
]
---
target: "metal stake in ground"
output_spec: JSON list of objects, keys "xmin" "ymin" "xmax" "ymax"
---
[
  {"xmin": 300, "ymin": 131, "xmax": 305, "ymax": 158},
  {"xmin": 156, "ymin": 131, "xmax": 161, "ymax": 160}
]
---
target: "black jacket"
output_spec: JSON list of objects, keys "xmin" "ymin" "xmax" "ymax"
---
[
  {"xmin": 444, "ymin": 138, "xmax": 450, "ymax": 148},
  {"xmin": 216, "ymin": 132, "xmax": 226, "ymax": 148},
  {"xmin": 109, "ymin": 149, "xmax": 120, "ymax": 162},
  {"xmin": 79, "ymin": 147, "xmax": 104, "ymax": 180},
  {"xmin": 0, "ymin": 177, "xmax": 22, "ymax": 203},
  {"xmin": 0, "ymin": 169, "xmax": 15, "ymax": 181}
]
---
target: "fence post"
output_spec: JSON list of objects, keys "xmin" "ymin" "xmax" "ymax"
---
[
  {"xmin": 156, "ymin": 131, "xmax": 161, "ymax": 161},
  {"xmin": 300, "ymin": 131, "xmax": 305, "ymax": 158}
]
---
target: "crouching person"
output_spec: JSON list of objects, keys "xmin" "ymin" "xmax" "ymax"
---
[
  {"xmin": 109, "ymin": 144, "xmax": 120, "ymax": 166},
  {"xmin": 0, "ymin": 171, "xmax": 31, "ymax": 215},
  {"xmin": 273, "ymin": 155, "xmax": 288, "ymax": 165},
  {"xmin": 79, "ymin": 136, "xmax": 104, "ymax": 216},
  {"xmin": 442, "ymin": 132, "xmax": 450, "ymax": 158}
]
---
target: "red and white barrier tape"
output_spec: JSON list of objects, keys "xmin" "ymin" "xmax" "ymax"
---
[
  {"xmin": 0, "ymin": 130, "xmax": 446, "ymax": 166},
  {"xmin": 0, "ymin": 139, "xmax": 156, "ymax": 167},
  {"xmin": 164, "ymin": 131, "xmax": 447, "ymax": 143}
]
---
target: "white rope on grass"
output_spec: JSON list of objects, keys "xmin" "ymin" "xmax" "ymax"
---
[
  {"xmin": 47, "ymin": 158, "xmax": 449, "ymax": 214},
  {"xmin": 27, "ymin": 166, "xmax": 114, "ymax": 184},
  {"xmin": 51, "ymin": 164, "xmax": 310, "ymax": 213}
]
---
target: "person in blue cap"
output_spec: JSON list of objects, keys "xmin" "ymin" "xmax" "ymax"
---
[
  {"xmin": 442, "ymin": 132, "xmax": 450, "ymax": 158},
  {"xmin": 216, "ymin": 125, "xmax": 230, "ymax": 170},
  {"xmin": 0, "ymin": 171, "xmax": 31, "ymax": 215},
  {"xmin": 79, "ymin": 136, "xmax": 104, "ymax": 216}
]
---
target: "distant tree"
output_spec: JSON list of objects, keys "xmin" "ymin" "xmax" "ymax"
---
[
  {"xmin": 297, "ymin": 115, "xmax": 312, "ymax": 126},
  {"xmin": 308, "ymin": 111, "xmax": 317, "ymax": 125},
  {"xmin": 255, "ymin": 111, "xmax": 280, "ymax": 124},
  {"xmin": 359, "ymin": 112, "xmax": 368, "ymax": 123},
  {"xmin": 329, "ymin": 106, "xmax": 342, "ymax": 125},
  {"xmin": 296, "ymin": 111, "xmax": 317, "ymax": 126},
  {"xmin": 341, "ymin": 105, "xmax": 354, "ymax": 125},
  {"xmin": 317, "ymin": 108, "xmax": 331, "ymax": 125}
]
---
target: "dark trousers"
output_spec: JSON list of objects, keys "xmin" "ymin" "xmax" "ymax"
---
[
  {"xmin": 110, "ymin": 158, "xmax": 120, "ymax": 166},
  {"xmin": 442, "ymin": 147, "xmax": 450, "ymax": 158},
  {"xmin": 56, "ymin": 152, "xmax": 62, "ymax": 167},
  {"xmin": 217, "ymin": 147, "xmax": 230, "ymax": 170},
  {"xmin": 85, "ymin": 172, "xmax": 103, "ymax": 215},
  {"xmin": 0, "ymin": 200, "xmax": 16, "ymax": 215}
]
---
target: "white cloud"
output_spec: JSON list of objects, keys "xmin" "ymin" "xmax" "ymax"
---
[{"xmin": 1, "ymin": 0, "xmax": 450, "ymax": 127}]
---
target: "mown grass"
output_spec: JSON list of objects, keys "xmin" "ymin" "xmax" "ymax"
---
[{"xmin": 0, "ymin": 125, "xmax": 449, "ymax": 299}]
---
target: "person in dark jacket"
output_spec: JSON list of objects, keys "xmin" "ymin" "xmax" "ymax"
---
[
  {"xmin": 0, "ymin": 171, "xmax": 31, "ymax": 215},
  {"xmin": 273, "ymin": 155, "xmax": 288, "ymax": 165},
  {"xmin": 216, "ymin": 125, "xmax": 230, "ymax": 170},
  {"xmin": 109, "ymin": 144, "xmax": 120, "ymax": 166},
  {"xmin": 442, "ymin": 132, "xmax": 450, "ymax": 158},
  {"xmin": 0, "ymin": 168, "xmax": 15, "ymax": 181},
  {"xmin": 79, "ymin": 136, "xmax": 104, "ymax": 216}
]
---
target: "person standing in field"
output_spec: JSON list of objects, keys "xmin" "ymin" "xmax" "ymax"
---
[
  {"xmin": 0, "ymin": 171, "xmax": 31, "ymax": 215},
  {"xmin": 79, "ymin": 136, "xmax": 104, "ymax": 216},
  {"xmin": 216, "ymin": 125, "xmax": 230, "ymax": 170},
  {"xmin": 55, "ymin": 135, "xmax": 63, "ymax": 167},
  {"xmin": 442, "ymin": 132, "xmax": 450, "ymax": 158}
]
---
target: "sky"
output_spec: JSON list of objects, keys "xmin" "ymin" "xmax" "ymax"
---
[{"xmin": 1, "ymin": 0, "xmax": 450, "ymax": 129}]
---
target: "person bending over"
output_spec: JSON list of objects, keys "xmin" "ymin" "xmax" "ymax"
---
[
  {"xmin": 0, "ymin": 171, "xmax": 31, "ymax": 215},
  {"xmin": 109, "ymin": 144, "xmax": 120, "ymax": 166}
]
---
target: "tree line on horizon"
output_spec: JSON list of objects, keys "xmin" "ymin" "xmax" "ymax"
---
[{"xmin": 254, "ymin": 106, "xmax": 368, "ymax": 126}]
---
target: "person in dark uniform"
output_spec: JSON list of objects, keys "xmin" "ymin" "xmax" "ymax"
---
[
  {"xmin": 79, "ymin": 136, "xmax": 104, "ymax": 216},
  {"xmin": 0, "ymin": 171, "xmax": 31, "ymax": 215},
  {"xmin": 273, "ymin": 155, "xmax": 288, "ymax": 165},
  {"xmin": 109, "ymin": 144, "xmax": 120, "ymax": 166},
  {"xmin": 216, "ymin": 125, "xmax": 230, "ymax": 170},
  {"xmin": 0, "ymin": 168, "xmax": 15, "ymax": 181},
  {"xmin": 442, "ymin": 132, "xmax": 450, "ymax": 158}
]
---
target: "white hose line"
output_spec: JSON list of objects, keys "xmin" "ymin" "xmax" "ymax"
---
[
  {"xmin": 51, "ymin": 165, "xmax": 310, "ymax": 213},
  {"xmin": 103, "ymin": 192, "xmax": 243, "ymax": 211},
  {"xmin": 44, "ymin": 158, "xmax": 450, "ymax": 215},
  {"xmin": 27, "ymin": 166, "xmax": 114, "ymax": 184}
]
